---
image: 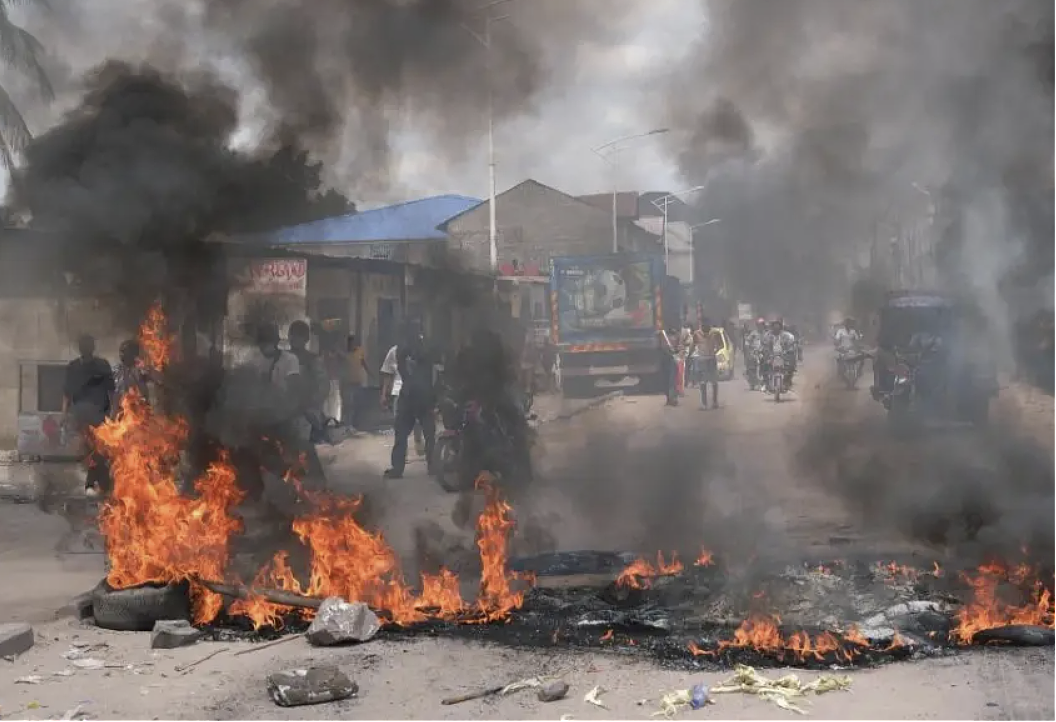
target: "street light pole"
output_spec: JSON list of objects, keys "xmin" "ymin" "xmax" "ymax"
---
[
  {"xmin": 651, "ymin": 185, "xmax": 706, "ymax": 272},
  {"xmin": 464, "ymin": 0, "xmax": 517, "ymax": 274},
  {"xmin": 592, "ymin": 128, "xmax": 669, "ymax": 253}
]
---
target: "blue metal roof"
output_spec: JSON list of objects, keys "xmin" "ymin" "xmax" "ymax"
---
[{"xmin": 268, "ymin": 194, "xmax": 482, "ymax": 244}]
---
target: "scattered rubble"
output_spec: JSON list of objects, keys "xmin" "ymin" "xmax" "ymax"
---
[
  {"xmin": 537, "ymin": 680, "xmax": 570, "ymax": 702},
  {"xmin": 306, "ymin": 597, "xmax": 380, "ymax": 646},
  {"xmin": 584, "ymin": 685, "xmax": 607, "ymax": 709},
  {"xmin": 266, "ymin": 665, "xmax": 358, "ymax": 707},
  {"xmin": 151, "ymin": 619, "xmax": 203, "ymax": 649},
  {"xmin": 0, "ymin": 622, "xmax": 35, "ymax": 657}
]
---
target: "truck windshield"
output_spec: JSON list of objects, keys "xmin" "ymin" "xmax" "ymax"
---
[{"xmin": 554, "ymin": 258, "xmax": 656, "ymax": 339}]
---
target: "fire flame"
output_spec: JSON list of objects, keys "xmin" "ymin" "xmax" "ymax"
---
[
  {"xmin": 96, "ymin": 306, "xmax": 531, "ymax": 631},
  {"xmin": 714, "ymin": 615, "xmax": 884, "ymax": 663},
  {"xmin": 694, "ymin": 548, "xmax": 715, "ymax": 567},
  {"xmin": 952, "ymin": 561, "xmax": 1054, "ymax": 644},
  {"xmin": 616, "ymin": 551, "xmax": 684, "ymax": 589}
]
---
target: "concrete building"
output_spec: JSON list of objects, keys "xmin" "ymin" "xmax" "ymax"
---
[{"xmin": 442, "ymin": 180, "xmax": 660, "ymax": 275}]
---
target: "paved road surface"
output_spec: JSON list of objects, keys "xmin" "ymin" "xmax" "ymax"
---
[{"xmin": 0, "ymin": 351, "xmax": 1051, "ymax": 719}]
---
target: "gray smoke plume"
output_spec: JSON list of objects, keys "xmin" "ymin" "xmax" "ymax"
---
[
  {"xmin": 15, "ymin": 0, "xmax": 637, "ymax": 197},
  {"xmin": 665, "ymin": 0, "xmax": 1053, "ymax": 331}
]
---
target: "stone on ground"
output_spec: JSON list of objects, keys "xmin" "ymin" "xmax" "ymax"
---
[
  {"xmin": 267, "ymin": 666, "xmax": 358, "ymax": 707},
  {"xmin": 0, "ymin": 623, "xmax": 34, "ymax": 657},
  {"xmin": 151, "ymin": 619, "xmax": 203, "ymax": 649},
  {"xmin": 306, "ymin": 597, "xmax": 380, "ymax": 646},
  {"xmin": 537, "ymin": 680, "xmax": 570, "ymax": 702}
]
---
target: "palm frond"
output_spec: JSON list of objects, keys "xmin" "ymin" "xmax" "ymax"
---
[
  {"xmin": 0, "ymin": 1, "xmax": 53, "ymax": 100},
  {"xmin": 0, "ymin": 79, "xmax": 31, "ymax": 164}
]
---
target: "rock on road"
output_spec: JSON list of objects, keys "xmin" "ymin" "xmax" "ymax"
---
[{"xmin": 0, "ymin": 351, "xmax": 1051, "ymax": 720}]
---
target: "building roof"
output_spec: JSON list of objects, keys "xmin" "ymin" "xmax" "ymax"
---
[
  {"xmin": 577, "ymin": 192, "xmax": 640, "ymax": 219},
  {"xmin": 267, "ymin": 194, "xmax": 481, "ymax": 244}
]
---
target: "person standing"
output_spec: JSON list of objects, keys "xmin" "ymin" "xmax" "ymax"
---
[
  {"xmin": 384, "ymin": 330, "xmax": 437, "ymax": 479},
  {"xmin": 63, "ymin": 334, "xmax": 114, "ymax": 497},
  {"xmin": 288, "ymin": 321, "xmax": 329, "ymax": 442},
  {"xmin": 342, "ymin": 334, "xmax": 370, "ymax": 430},
  {"xmin": 659, "ymin": 326, "xmax": 679, "ymax": 407},
  {"xmin": 381, "ymin": 342, "xmax": 424, "ymax": 458},
  {"xmin": 110, "ymin": 339, "xmax": 151, "ymax": 416},
  {"xmin": 695, "ymin": 318, "xmax": 721, "ymax": 409}
]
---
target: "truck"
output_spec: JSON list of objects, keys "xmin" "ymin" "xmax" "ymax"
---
[{"xmin": 549, "ymin": 253, "xmax": 683, "ymax": 397}]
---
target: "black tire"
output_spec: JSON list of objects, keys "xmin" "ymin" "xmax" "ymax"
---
[
  {"xmin": 92, "ymin": 580, "xmax": 191, "ymax": 631},
  {"xmin": 432, "ymin": 436, "xmax": 471, "ymax": 493}
]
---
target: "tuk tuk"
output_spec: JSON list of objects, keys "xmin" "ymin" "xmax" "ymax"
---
[{"xmin": 871, "ymin": 291, "xmax": 997, "ymax": 427}]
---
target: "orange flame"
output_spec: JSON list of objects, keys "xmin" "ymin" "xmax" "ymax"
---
[
  {"xmin": 952, "ymin": 561, "xmax": 1055, "ymax": 644},
  {"xmin": 714, "ymin": 615, "xmax": 873, "ymax": 663},
  {"xmin": 694, "ymin": 548, "xmax": 715, "ymax": 567},
  {"xmin": 97, "ymin": 307, "xmax": 532, "ymax": 631},
  {"xmin": 600, "ymin": 629, "xmax": 614, "ymax": 642},
  {"xmin": 615, "ymin": 551, "xmax": 684, "ymax": 589}
]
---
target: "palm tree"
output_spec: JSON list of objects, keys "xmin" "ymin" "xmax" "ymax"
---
[{"xmin": 0, "ymin": 0, "xmax": 53, "ymax": 168}]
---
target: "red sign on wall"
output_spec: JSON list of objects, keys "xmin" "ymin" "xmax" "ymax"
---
[{"xmin": 244, "ymin": 258, "xmax": 308, "ymax": 295}]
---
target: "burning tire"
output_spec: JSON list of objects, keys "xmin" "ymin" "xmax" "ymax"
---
[{"xmin": 92, "ymin": 580, "xmax": 191, "ymax": 632}]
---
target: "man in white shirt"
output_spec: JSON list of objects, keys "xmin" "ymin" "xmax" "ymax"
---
[{"xmin": 380, "ymin": 344, "xmax": 424, "ymax": 456}]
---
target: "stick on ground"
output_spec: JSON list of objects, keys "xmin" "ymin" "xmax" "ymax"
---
[
  {"xmin": 233, "ymin": 634, "xmax": 303, "ymax": 656},
  {"xmin": 176, "ymin": 646, "xmax": 229, "ymax": 674},
  {"xmin": 441, "ymin": 685, "xmax": 507, "ymax": 706}
]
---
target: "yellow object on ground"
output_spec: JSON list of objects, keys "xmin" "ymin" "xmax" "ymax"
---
[{"xmin": 710, "ymin": 664, "xmax": 852, "ymax": 714}]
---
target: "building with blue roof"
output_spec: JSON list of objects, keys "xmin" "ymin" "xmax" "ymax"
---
[{"xmin": 266, "ymin": 194, "xmax": 481, "ymax": 262}]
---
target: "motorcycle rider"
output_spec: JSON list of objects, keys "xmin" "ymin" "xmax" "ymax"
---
[
  {"xmin": 765, "ymin": 318, "xmax": 798, "ymax": 390},
  {"xmin": 447, "ymin": 326, "xmax": 532, "ymax": 477},
  {"xmin": 833, "ymin": 317, "xmax": 864, "ymax": 379},
  {"xmin": 743, "ymin": 318, "xmax": 767, "ymax": 389}
]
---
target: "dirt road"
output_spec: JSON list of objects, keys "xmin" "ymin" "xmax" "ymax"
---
[{"xmin": 0, "ymin": 352, "xmax": 1051, "ymax": 719}]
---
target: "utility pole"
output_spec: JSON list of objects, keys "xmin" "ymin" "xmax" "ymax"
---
[
  {"xmin": 463, "ymin": 0, "xmax": 517, "ymax": 274},
  {"xmin": 592, "ymin": 128, "xmax": 669, "ymax": 253}
]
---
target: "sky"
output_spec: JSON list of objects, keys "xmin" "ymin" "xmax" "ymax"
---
[{"xmin": 1, "ymin": 0, "xmax": 706, "ymax": 207}]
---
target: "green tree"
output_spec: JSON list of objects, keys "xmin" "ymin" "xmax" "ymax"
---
[{"xmin": 0, "ymin": 0, "xmax": 52, "ymax": 168}]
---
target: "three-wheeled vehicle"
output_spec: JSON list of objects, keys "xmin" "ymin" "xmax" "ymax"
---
[{"xmin": 870, "ymin": 291, "xmax": 997, "ymax": 429}]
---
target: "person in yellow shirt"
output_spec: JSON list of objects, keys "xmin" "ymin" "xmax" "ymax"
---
[{"xmin": 342, "ymin": 335, "xmax": 370, "ymax": 430}]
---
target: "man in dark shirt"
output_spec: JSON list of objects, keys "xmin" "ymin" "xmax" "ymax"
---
[
  {"xmin": 384, "ymin": 330, "xmax": 437, "ymax": 479},
  {"xmin": 63, "ymin": 334, "xmax": 114, "ymax": 496}
]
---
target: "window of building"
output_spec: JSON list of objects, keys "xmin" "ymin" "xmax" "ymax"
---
[
  {"xmin": 36, "ymin": 364, "xmax": 67, "ymax": 413},
  {"xmin": 18, "ymin": 362, "xmax": 67, "ymax": 414}
]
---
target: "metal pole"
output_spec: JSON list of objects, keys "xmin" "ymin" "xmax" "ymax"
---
[
  {"xmin": 663, "ymin": 199, "xmax": 670, "ymax": 270},
  {"xmin": 611, "ymin": 152, "xmax": 619, "ymax": 253},
  {"xmin": 486, "ymin": 19, "xmax": 498, "ymax": 274}
]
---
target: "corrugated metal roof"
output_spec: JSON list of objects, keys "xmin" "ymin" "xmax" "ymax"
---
[{"xmin": 268, "ymin": 194, "xmax": 481, "ymax": 244}]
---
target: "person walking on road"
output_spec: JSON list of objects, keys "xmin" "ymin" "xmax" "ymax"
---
[
  {"xmin": 695, "ymin": 318, "xmax": 721, "ymax": 409},
  {"xmin": 380, "ymin": 340, "xmax": 424, "ymax": 462},
  {"xmin": 384, "ymin": 329, "xmax": 437, "ymax": 479}
]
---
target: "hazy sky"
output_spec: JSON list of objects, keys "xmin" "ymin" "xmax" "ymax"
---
[{"xmin": 1, "ymin": 0, "xmax": 706, "ymax": 207}]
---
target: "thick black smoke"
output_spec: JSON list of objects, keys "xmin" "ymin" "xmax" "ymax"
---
[
  {"xmin": 10, "ymin": 61, "xmax": 336, "ymax": 333},
  {"xmin": 665, "ymin": 0, "xmax": 1053, "ymax": 332},
  {"xmin": 794, "ymin": 386, "xmax": 1054, "ymax": 574}
]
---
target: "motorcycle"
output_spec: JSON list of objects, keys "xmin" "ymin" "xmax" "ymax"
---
[
  {"xmin": 836, "ymin": 349, "xmax": 867, "ymax": 389},
  {"xmin": 746, "ymin": 349, "xmax": 765, "ymax": 390},
  {"xmin": 431, "ymin": 385, "xmax": 535, "ymax": 493},
  {"xmin": 767, "ymin": 353, "xmax": 787, "ymax": 402}
]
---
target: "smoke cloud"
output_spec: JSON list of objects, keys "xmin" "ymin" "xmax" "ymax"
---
[
  {"xmin": 664, "ymin": 0, "xmax": 1053, "ymax": 330},
  {"xmin": 12, "ymin": 0, "xmax": 641, "ymax": 198}
]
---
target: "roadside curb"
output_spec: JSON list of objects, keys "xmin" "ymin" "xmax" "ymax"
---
[{"xmin": 537, "ymin": 390, "xmax": 624, "ymax": 425}]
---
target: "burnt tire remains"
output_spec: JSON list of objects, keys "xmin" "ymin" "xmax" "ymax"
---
[{"xmin": 92, "ymin": 580, "xmax": 191, "ymax": 632}]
